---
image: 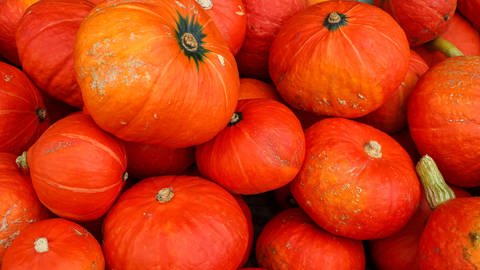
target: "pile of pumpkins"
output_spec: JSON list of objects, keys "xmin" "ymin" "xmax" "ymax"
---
[{"xmin": 0, "ymin": 0, "xmax": 479, "ymax": 269}]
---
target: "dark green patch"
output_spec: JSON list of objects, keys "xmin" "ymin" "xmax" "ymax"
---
[
  {"xmin": 323, "ymin": 12, "xmax": 348, "ymax": 32},
  {"xmin": 175, "ymin": 11, "xmax": 209, "ymax": 69}
]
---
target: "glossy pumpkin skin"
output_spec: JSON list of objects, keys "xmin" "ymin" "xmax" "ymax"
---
[
  {"xmin": 0, "ymin": 62, "xmax": 48, "ymax": 154},
  {"xmin": 383, "ymin": 0, "xmax": 457, "ymax": 46},
  {"xmin": 358, "ymin": 51, "xmax": 429, "ymax": 133},
  {"xmin": 418, "ymin": 197, "xmax": 480, "ymax": 269},
  {"xmin": 24, "ymin": 112, "xmax": 127, "ymax": 221},
  {"xmin": 269, "ymin": 1, "xmax": 410, "ymax": 118},
  {"xmin": 196, "ymin": 99, "xmax": 305, "ymax": 194},
  {"xmin": 235, "ymin": 0, "xmax": 307, "ymax": 80},
  {"xmin": 102, "ymin": 175, "xmax": 249, "ymax": 269},
  {"xmin": 256, "ymin": 208, "xmax": 366, "ymax": 269},
  {"xmin": 238, "ymin": 78, "xmax": 280, "ymax": 101},
  {"xmin": 16, "ymin": 0, "xmax": 94, "ymax": 108},
  {"xmin": 1, "ymin": 218, "xmax": 104, "ymax": 270},
  {"xmin": 75, "ymin": 0, "xmax": 239, "ymax": 148},
  {"xmin": 234, "ymin": 195, "xmax": 254, "ymax": 267},
  {"xmin": 291, "ymin": 118, "xmax": 421, "ymax": 240},
  {"xmin": 0, "ymin": 153, "xmax": 48, "ymax": 263},
  {"xmin": 408, "ymin": 56, "xmax": 480, "ymax": 187},
  {"xmin": 457, "ymin": 0, "xmax": 480, "ymax": 31}
]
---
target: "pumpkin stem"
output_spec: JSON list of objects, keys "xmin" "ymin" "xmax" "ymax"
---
[
  {"xmin": 228, "ymin": 112, "xmax": 242, "ymax": 126},
  {"xmin": 324, "ymin": 12, "xmax": 348, "ymax": 31},
  {"xmin": 426, "ymin": 37, "xmax": 464, "ymax": 58},
  {"xmin": 156, "ymin": 187, "xmax": 174, "ymax": 203},
  {"xmin": 34, "ymin": 237, "xmax": 49, "ymax": 253},
  {"xmin": 16, "ymin": 151, "xmax": 28, "ymax": 170},
  {"xmin": 416, "ymin": 155, "xmax": 456, "ymax": 209},
  {"xmin": 328, "ymin": 12, "xmax": 342, "ymax": 24},
  {"xmin": 36, "ymin": 108, "xmax": 47, "ymax": 122},
  {"xmin": 195, "ymin": 0, "xmax": 213, "ymax": 9},
  {"xmin": 364, "ymin": 140, "xmax": 382, "ymax": 159},
  {"xmin": 122, "ymin": 172, "xmax": 128, "ymax": 182},
  {"xmin": 181, "ymin": 33, "xmax": 198, "ymax": 52}
]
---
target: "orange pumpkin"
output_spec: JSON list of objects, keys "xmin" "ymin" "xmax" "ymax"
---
[
  {"xmin": 456, "ymin": 0, "xmax": 480, "ymax": 31},
  {"xmin": 238, "ymin": 78, "xmax": 280, "ymax": 101}
]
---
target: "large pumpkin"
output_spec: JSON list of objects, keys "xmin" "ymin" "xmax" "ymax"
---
[
  {"xmin": 102, "ymin": 175, "xmax": 249, "ymax": 269},
  {"xmin": 407, "ymin": 56, "xmax": 480, "ymax": 187},
  {"xmin": 196, "ymin": 99, "xmax": 305, "ymax": 194},
  {"xmin": 1, "ymin": 218, "xmax": 104, "ymax": 269},
  {"xmin": 18, "ymin": 112, "xmax": 127, "ymax": 221},
  {"xmin": 269, "ymin": 1, "xmax": 410, "ymax": 118},
  {"xmin": 291, "ymin": 118, "xmax": 421, "ymax": 240},
  {"xmin": 0, "ymin": 62, "xmax": 48, "ymax": 154},
  {"xmin": 74, "ymin": 0, "xmax": 239, "ymax": 148},
  {"xmin": 16, "ymin": 0, "xmax": 95, "ymax": 108}
]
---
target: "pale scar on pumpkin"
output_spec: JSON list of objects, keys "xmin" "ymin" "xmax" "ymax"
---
[
  {"xmin": 0, "ymin": 205, "xmax": 15, "ymax": 232},
  {"xmin": 3, "ymin": 74, "xmax": 13, "ymax": 82},
  {"xmin": 0, "ymin": 230, "xmax": 20, "ymax": 249},
  {"xmin": 217, "ymin": 54, "xmax": 225, "ymax": 66},
  {"xmin": 175, "ymin": 0, "xmax": 186, "ymax": 8},
  {"xmin": 236, "ymin": 5, "xmax": 245, "ymax": 16},
  {"xmin": 45, "ymin": 141, "xmax": 74, "ymax": 154},
  {"xmin": 195, "ymin": 0, "xmax": 212, "ymax": 10}
]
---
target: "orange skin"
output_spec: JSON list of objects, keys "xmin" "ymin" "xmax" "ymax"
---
[
  {"xmin": 238, "ymin": 78, "xmax": 280, "ymax": 101},
  {"xmin": 234, "ymin": 195, "xmax": 254, "ymax": 267},
  {"xmin": 457, "ymin": 0, "xmax": 480, "ymax": 31},
  {"xmin": 408, "ymin": 56, "xmax": 480, "ymax": 187},
  {"xmin": 1, "ymin": 218, "xmax": 104, "ymax": 270}
]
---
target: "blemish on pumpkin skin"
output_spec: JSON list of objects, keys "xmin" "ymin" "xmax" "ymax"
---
[
  {"xmin": 3, "ymin": 74, "xmax": 13, "ymax": 82},
  {"xmin": 0, "ymin": 230, "xmax": 20, "ymax": 249},
  {"xmin": 236, "ymin": 5, "xmax": 245, "ymax": 16},
  {"xmin": 175, "ymin": 0, "xmax": 186, "ymax": 8},
  {"xmin": 0, "ymin": 205, "xmax": 16, "ymax": 232},
  {"xmin": 120, "ymin": 121, "xmax": 127, "ymax": 126},
  {"xmin": 45, "ymin": 141, "xmax": 73, "ymax": 154},
  {"xmin": 337, "ymin": 98, "xmax": 347, "ymax": 105},
  {"xmin": 217, "ymin": 54, "xmax": 225, "ymax": 66},
  {"xmin": 357, "ymin": 93, "xmax": 366, "ymax": 100},
  {"xmin": 73, "ymin": 228, "xmax": 84, "ymax": 236}
]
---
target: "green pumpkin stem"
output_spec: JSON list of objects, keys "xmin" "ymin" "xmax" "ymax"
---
[
  {"xmin": 416, "ymin": 155, "xmax": 456, "ymax": 209},
  {"xmin": 426, "ymin": 37, "xmax": 464, "ymax": 58},
  {"xmin": 16, "ymin": 151, "xmax": 28, "ymax": 170}
]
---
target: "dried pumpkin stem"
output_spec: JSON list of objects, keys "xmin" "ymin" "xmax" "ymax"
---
[
  {"xmin": 364, "ymin": 140, "xmax": 382, "ymax": 159},
  {"xmin": 228, "ymin": 112, "xmax": 242, "ymax": 126},
  {"xmin": 34, "ymin": 237, "xmax": 49, "ymax": 253},
  {"xmin": 181, "ymin": 33, "xmax": 198, "ymax": 52},
  {"xmin": 426, "ymin": 37, "xmax": 464, "ymax": 58},
  {"xmin": 416, "ymin": 155, "xmax": 455, "ymax": 209},
  {"xmin": 16, "ymin": 151, "xmax": 28, "ymax": 170},
  {"xmin": 328, "ymin": 12, "xmax": 342, "ymax": 24},
  {"xmin": 36, "ymin": 108, "xmax": 47, "ymax": 122},
  {"xmin": 156, "ymin": 187, "xmax": 174, "ymax": 203},
  {"xmin": 122, "ymin": 172, "xmax": 128, "ymax": 182}
]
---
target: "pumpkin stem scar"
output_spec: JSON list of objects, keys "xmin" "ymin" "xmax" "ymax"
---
[
  {"xmin": 34, "ymin": 237, "xmax": 49, "ymax": 253},
  {"xmin": 15, "ymin": 151, "xmax": 28, "ymax": 170},
  {"xmin": 156, "ymin": 187, "xmax": 174, "ymax": 203},
  {"xmin": 181, "ymin": 33, "xmax": 198, "ymax": 52},
  {"xmin": 122, "ymin": 172, "xmax": 128, "ymax": 182},
  {"xmin": 228, "ymin": 112, "xmax": 242, "ymax": 126},
  {"xmin": 36, "ymin": 108, "xmax": 47, "ymax": 122},
  {"xmin": 364, "ymin": 140, "xmax": 382, "ymax": 158},
  {"xmin": 324, "ymin": 12, "xmax": 348, "ymax": 31}
]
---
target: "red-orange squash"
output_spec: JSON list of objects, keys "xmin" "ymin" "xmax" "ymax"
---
[
  {"xmin": 0, "ymin": 62, "xmax": 48, "ymax": 154},
  {"xmin": 256, "ymin": 208, "xmax": 365, "ymax": 269},
  {"xmin": 74, "ymin": 0, "xmax": 239, "ymax": 148},
  {"xmin": 16, "ymin": 0, "xmax": 95, "ymax": 108},
  {"xmin": 269, "ymin": 1, "xmax": 410, "ymax": 118},
  {"xmin": 102, "ymin": 175, "xmax": 249, "ymax": 269},
  {"xmin": 1, "ymin": 218, "xmax": 104, "ymax": 269},
  {"xmin": 238, "ymin": 78, "xmax": 280, "ymax": 101},
  {"xmin": 407, "ymin": 56, "xmax": 480, "ymax": 187},
  {"xmin": 291, "ymin": 118, "xmax": 421, "ymax": 240},
  {"xmin": 196, "ymin": 99, "xmax": 305, "ymax": 194},
  {"xmin": 18, "ymin": 112, "xmax": 127, "ymax": 221},
  {"xmin": 234, "ymin": 195, "xmax": 254, "ymax": 267},
  {"xmin": 457, "ymin": 0, "xmax": 480, "ymax": 31}
]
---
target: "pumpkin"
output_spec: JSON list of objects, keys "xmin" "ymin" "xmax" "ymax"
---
[
  {"xmin": 16, "ymin": 0, "xmax": 95, "ymax": 108},
  {"xmin": 0, "ymin": 153, "xmax": 49, "ymax": 264},
  {"xmin": 1, "ymin": 218, "xmax": 104, "ymax": 269},
  {"xmin": 269, "ymin": 1, "xmax": 410, "ymax": 118},
  {"xmin": 17, "ymin": 112, "xmax": 127, "ymax": 221},
  {"xmin": 102, "ymin": 175, "xmax": 249, "ymax": 269},
  {"xmin": 194, "ymin": 0, "xmax": 246, "ymax": 54},
  {"xmin": 407, "ymin": 56, "xmax": 480, "ymax": 187},
  {"xmin": 415, "ymin": 14, "xmax": 480, "ymax": 67},
  {"xmin": 0, "ymin": 62, "xmax": 49, "ymax": 154},
  {"xmin": 74, "ymin": 0, "xmax": 239, "ymax": 148},
  {"xmin": 457, "ymin": 0, "xmax": 480, "ymax": 31},
  {"xmin": 124, "ymin": 141, "xmax": 195, "ymax": 179},
  {"xmin": 291, "ymin": 118, "xmax": 421, "ymax": 240},
  {"xmin": 196, "ymin": 99, "xmax": 305, "ymax": 194},
  {"xmin": 235, "ymin": 195, "xmax": 254, "ymax": 267},
  {"xmin": 358, "ymin": 51, "xmax": 429, "ymax": 133},
  {"xmin": 238, "ymin": 78, "xmax": 280, "ymax": 101},
  {"xmin": 382, "ymin": 0, "xmax": 457, "ymax": 46},
  {"xmin": 235, "ymin": 0, "xmax": 307, "ymax": 80},
  {"xmin": 391, "ymin": 129, "xmax": 421, "ymax": 162},
  {"xmin": 256, "ymin": 208, "xmax": 365, "ymax": 269}
]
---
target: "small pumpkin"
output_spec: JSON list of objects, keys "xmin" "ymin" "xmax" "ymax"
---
[{"xmin": 238, "ymin": 78, "xmax": 280, "ymax": 101}]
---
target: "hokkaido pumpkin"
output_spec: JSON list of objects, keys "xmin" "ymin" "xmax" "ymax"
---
[
  {"xmin": 234, "ymin": 195, "xmax": 254, "ymax": 267},
  {"xmin": 269, "ymin": 1, "xmax": 410, "ymax": 118},
  {"xmin": 0, "ymin": 62, "xmax": 48, "ymax": 154},
  {"xmin": 291, "ymin": 118, "xmax": 421, "ymax": 240},
  {"xmin": 1, "ymin": 218, "xmax": 104, "ymax": 270},
  {"xmin": 74, "ymin": 0, "xmax": 239, "ymax": 148},
  {"xmin": 196, "ymin": 99, "xmax": 305, "ymax": 194},
  {"xmin": 102, "ymin": 175, "xmax": 249, "ymax": 269},
  {"xmin": 16, "ymin": 0, "xmax": 95, "ymax": 108},
  {"xmin": 17, "ymin": 112, "xmax": 127, "ymax": 221},
  {"xmin": 457, "ymin": 0, "xmax": 480, "ymax": 31},
  {"xmin": 238, "ymin": 78, "xmax": 280, "ymax": 101}
]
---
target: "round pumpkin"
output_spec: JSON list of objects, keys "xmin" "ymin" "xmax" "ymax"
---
[
  {"xmin": 102, "ymin": 175, "xmax": 249, "ymax": 269},
  {"xmin": 456, "ymin": 0, "xmax": 480, "ymax": 31},
  {"xmin": 238, "ymin": 78, "xmax": 280, "ymax": 101},
  {"xmin": 269, "ymin": 1, "xmax": 410, "ymax": 118},
  {"xmin": 1, "ymin": 218, "xmax": 104, "ymax": 270},
  {"xmin": 196, "ymin": 99, "xmax": 305, "ymax": 194},
  {"xmin": 18, "ymin": 112, "xmax": 127, "ymax": 221},
  {"xmin": 291, "ymin": 118, "xmax": 421, "ymax": 240},
  {"xmin": 16, "ymin": 0, "xmax": 95, "ymax": 108},
  {"xmin": 0, "ymin": 153, "xmax": 49, "ymax": 264},
  {"xmin": 234, "ymin": 195, "xmax": 254, "ymax": 267},
  {"xmin": 407, "ymin": 56, "xmax": 480, "ymax": 187},
  {"xmin": 0, "ymin": 62, "xmax": 48, "ymax": 154},
  {"xmin": 74, "ymin": 0, "xmax": 239, "ymax": 148},
  {"xmin": 256, "ymin": 208, "xmax": 365, "ymax": 269}
]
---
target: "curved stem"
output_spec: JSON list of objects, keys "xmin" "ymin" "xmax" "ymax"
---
[
  {"xmin": 416, "ymin": 155, "xmax": 455, "ymax": 209},
  {"xmin": 426, "ymin": 37, "xmax": 464, "ymax": 58},
  {"xmin": 16, "ymin": 151, "xmax": 28, "ymax": 170}
]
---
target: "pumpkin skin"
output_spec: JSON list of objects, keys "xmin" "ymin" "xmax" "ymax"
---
[
  {"xmin": 196, "ymin": 99, "xmax": 305, "ymax": 194},
  {"xmin": 457, "ymin": 0, "xmax": 480, "ymax": 32},
  {"xmin": 256, "ymin": 208, "xmax": 366, "ymax": 269},
  {"xmin": 75, "ymin": 0, "xmax": 239, "ymax": 148},
  {"xmin": 0, "ymin": 62, "xmax": 49, "ymax": 155},
  {"xmin": 358, "ymin": 51, "xmax": 429, "ymax": 133},
  {"xmin": 235, "ymin": 195, "xmax": 254, "ymax": 267},
  {"xmin": 0, "ymin": 153, "xmax": 48, "ymax": 264},
  {"xmin": 269, "ymin": 1, "xmax": 410, "ymax": 118},
  {"xmin": 102, "ymin": 175, "xmax": 249, "ymax": 269},
  {"xmin": 16, "ymin": 0, "xmax": 95, "ymax": 108},
  {"xmin": 291, "ymin": 118, "xmax": 421, "ymax": 240},
  {"xmin": 407, "ymin": 56, "xmax": 480, "ymax": 187},
  {"xmin": 235, "ymin": 0, "xmax": 307, "ymax": 80},
  {"xmin": 1, "ymin": 218, "xmax": 104, "ymax": 270},
  {"xmin": 383, "ymin": 0, "xmax": 457, "ymax": 46},
  {"xmin": 238, "ymin": 78, "xmax": 280, "ymax": 101},
  {"xmin": 22, "ymin": 112, "xmax": 127, "ymax": 221}
]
